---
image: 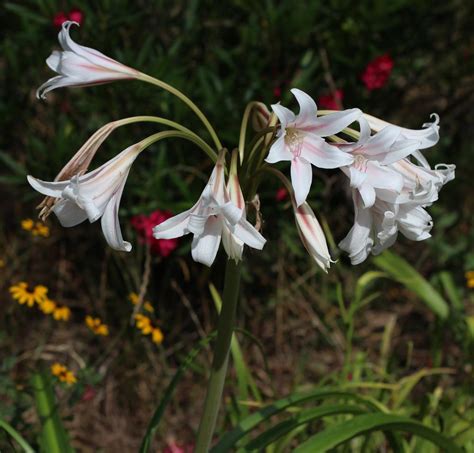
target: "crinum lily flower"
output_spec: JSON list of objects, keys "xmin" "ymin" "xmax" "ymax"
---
[
  {"xmin": 339, "ymin": 118, "xmax": 421, "ymax": 208},
  {"xmin": 153, "ymin": 153, "xmax": 266, "ymax": 266},
  {"xmin": 266, "ymin": 88, "xmax": 359, "ymax": 206},
  {"xmin": 37, "ymin": 21, "xmax": 139, "ymax": 99},
  {"xmin": 27, "ymin": 144, "xmax": 141, "ymax": 251},
  {"xmin": 339, "ymin": 190, "xmax": 434, "ymax": 265},
  {"xmin": 293, "ymin": 199, "xmax": 333, "ymax": 272}
]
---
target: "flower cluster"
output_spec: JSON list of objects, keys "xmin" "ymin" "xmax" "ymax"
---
[
  {"xmin": 27, "ymin": 22, "xmax": 454, "ymax": 272},
  {"xmin": 51, "ymin": 363, "xmax": 77, "ymax": 385},
  {"xmin": 134, "ymin": 314, "xmax": 164, "ymax": 344},
  {"xmin": 85, "ymin": 316, "xmax": 109, "ymax": 336},
  {"xmin": 21, "ymin": 218, "xmax": 50, "ymax": 237},
  {"xmin": 130, "ymin": 211, "xmax": 178, "ymax": 256}
]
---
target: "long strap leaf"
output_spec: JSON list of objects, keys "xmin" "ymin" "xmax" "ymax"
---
[
  {"xmin": 139, "ymin": 332, "xmax": 216, "ymax": 453},
  {"xmin": 0, "ymin": 419, "xmax": 35, "ymax": 453},
  {"xmin": 294, "ymin": 413, "xmax": 463, "ymax": 453},
  {"xmin": 211, "ymin": 389, "xmax": 384, "ymax": 452}
]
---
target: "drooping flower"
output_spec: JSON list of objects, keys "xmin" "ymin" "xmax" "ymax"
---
[
  {"xmin": 293, "ymin": 199, "xmax": 333, "ymax": 272},
  {"xmin": 318, "ymin": 89, "xmax": 344, "ymax": 110},
  {"xmin": 131, "ymin": 210, "xmax": 179, "ymax": 256},
  {"xmin": 37, "ymin": 21, "xmax": 139, "ymax": 99},
  {"xmin": 266, "ymin": 88, "xmax": 359, "ymax": 206},
  {"xmin": 28, "ymin": 143, "xmax": 141, "ymax": 251},
  {"xmin": 361, "ymin": 54, "xmax": 394, "ymax": 90},
  {"xmin": 153, "ymin": 153, "xmax": 266, "ymax": 267},
  {"xmin": 363, "ymin": 113, "xmax": 440, "ymax": 151}
]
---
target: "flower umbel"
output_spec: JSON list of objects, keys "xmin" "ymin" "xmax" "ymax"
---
[
  {"xmin": 153, "ymin": 152, "xmax": 266, "ymax": 267},
  {"xmin": 37, "ymin": 21, "xmax": 138, "ymax": 99}
]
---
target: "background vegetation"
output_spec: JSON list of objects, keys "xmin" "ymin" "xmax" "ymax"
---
[{"xmin": 1, "ymin": 0, "xmax": 473, "ymax": 451}]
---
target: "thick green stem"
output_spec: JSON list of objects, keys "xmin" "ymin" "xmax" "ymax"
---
[{"xmin": 195, "ymin": 260, "xmax": 242, "ymax": 452}]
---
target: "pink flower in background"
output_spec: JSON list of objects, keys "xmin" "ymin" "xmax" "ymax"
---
[
  {"xmin": 131, "ymin": 210, "xmax": 178, "ymax": 257},
  {"xmin": 53, "ymin": 11, "xmax": 68, "ymax": 29},
  {"xmin": 318, "ymin": 89, "xmax": 344, "ymax": 110},
  {"xmin": 53, "ymin": 8, "xmax": 85, "ymax": 29},
  {"xmin": 68, "ymin": 8, "xmax": 85, "ymax": 25},
  {"xmin": 361, "ymin": 54, "xmax": 394, "ymax": 90},
  {"xmin": 275, "ymin": 187, "xmax": 288, "ymax": 202}
]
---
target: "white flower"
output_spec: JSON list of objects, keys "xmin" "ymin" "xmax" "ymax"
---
[
  {"xmin": 339, "ymin": 119, "xmax": 421, "ymax": 208},
  {"xmin": 37, "ymin": 21, "xmax": 139, "ymax": 99},
  {"xmin": 293, "ymin": 200, "xmax": 332, "ymax": 272},
  {"xmin": 339, "ymin": 191, "xmax": 434, "ymax": 265},
  {"xmin": 152, "ymin": 155, "xmax": 266, "ymax": 267},
  {"xmin": 266, "ymin": 88, "xmax": 359, "ymax": 206},
  {"xmin": 27, "ymin": 144, "xmax": 140, "ymax": 251}
]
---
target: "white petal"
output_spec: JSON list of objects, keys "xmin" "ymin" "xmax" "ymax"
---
[
  {"xmin": 188, "ymin": 214, "xmax": 208, "ymax": 236},
  {"xmin": 153, "ymin": 209, "xmax": 191, "ymax": 239},
  {"xmin": 378, "ymin": 139, "xmax": 420, "ymax": 165},
  {"xmin": 365, "ymin": 162, "xmax": 404, "ymax": 192},
  {"xmin": 46, "ymin": 50, "xmax": 61, "ymax": 71},
  {"xmin": 220, "ymin": 202, "xmax": 243, "ymax": 226},
  {"xmin": 27, "ymin": 175, "xmax": 69, "ymax": 197},
  {"xmin": 100, "ymin": 178, "xmax": 131, "ymax": 251},
  {"xmin": 52, "ymin": 199, "xmax": 88, "ymax": 227},
  {"xmin": 339, "ymin": 192, "xmax": 373, "ymax": 265},
  {"xmin": 349, "ymin": 166, "xmax": 368, "ymax": 189},
  {"xmin": 265, "ymin": 135, "xmax": 293, "ymax": 164},
  {"xmin": 311, "ymin": 108, "xmax": 362, "ymax": 137},
  {"xmin": 291, "ymin": 88, "xmax": 318, "ymax": 127},
  {"xmin": 271, "ymin": 103, "xmax": 296, "ymax": 130},
  {"xmin": 302, "ymin": 135, "xmax": 353, "ymax": 169},
  {"xmin": 191, "ymin": 216, "xmax": 223, "ymax": 266},
  {"xmin": 398, "ymin": 206, "xmax": 433, "ymax": 241},
  {"xmin": 231, "ymin": 219, "xmax": 266, "ymax": 250},
  {"xmin": 221, "ymin": 226, "xmax": 244, "ymax": 262},
  {"xmin": 358, "ymin": 183, "xmax": 376, "ymax": 208},
  {"xmin": 363, "ymin": 126, "xmax": 400, "ymax": 154},
  {"xmin": 291, "ymin": 158, "xmax": 313, "ymax": 207}
]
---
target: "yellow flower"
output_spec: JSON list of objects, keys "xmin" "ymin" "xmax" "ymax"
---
[
  {"xmin": 39, "ymin": 298, "xmax": 56, "ymax": 314},
  {"xmin": 466, "ymin": 271, "xmax": 474, "ymax": 289},
  {"xmin": 53, "ymin": 306, "xmax": 71, "ymax": 321},
  {"xmin": 21, "ymin": 219, "xmax": 34, "ymax": 231},
  {"xmin": 151, "ymin": 327, "xmax": 164, "ymax": 345},
  {"xmin": 85, "ymin": 315, "xmax": 109, "ymax": 336},
  {"xmin": 134, "ymin": 314, "xmax": 153, "ymax": 334},
  {"xmin": 32, "ymin": 222, "xmax": 50, "ymax": 238},
  {"xmin": 128, "ymin": 292, "xmax": 154, "ymax": 313},
  {"xmin": 9, "ymin": 282, "xmax": 48, "ymax": 307},
  {"xmin": 0, "ymin": 258, "xmax": 5, "ymax": 268},
  {"xmin": 51, "ymin": 363, "xmax": 77, "ymax": 385}
]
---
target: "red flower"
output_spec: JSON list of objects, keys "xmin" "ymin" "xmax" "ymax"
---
[
  {"xmin": 131, "ymin": 210, "xmax": 178, "ymax": 257},
  {"xmin": 52, "ymin": 11, "xmax": 68, "ymax": 29},
  {"xmin": 318, "ymin": 89, "xmax": 344, "ymax": 110},
  {"xmin": 68, "ymin": 8, "xmax": 85, "ymax": 26},
  {"xmin": 273, "ymin": 86, "xmax": 282, "ymax": 98},
  {"xmin": 275, "ymin": 187, "xmax": 288, "ymax": 202},
  {"xmin": 361, "ymin": 54, "xmax": 394, "ymax": 90},
  {"xmin": 53, "ymin": 8, "xmax": 84, "ymax": 29},
  {"xmin": 81, "ymin": 385, "xmax": 96, "ymax": 402}
]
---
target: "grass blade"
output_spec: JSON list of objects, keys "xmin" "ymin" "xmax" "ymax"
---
[
  {"xmin": 372, "ymin": 251, "xmax": 449, "ymax": 319},
  {"xmin": 294, "ymin": 413, "xmax": 463, "ymax": 453},
  {"xmin": 0, "ymin": 419, "xmax": 35, "ymax": 453},
  {"xmin": 139, "ymin": 332, "xmax": 216, "ymax": 453}
]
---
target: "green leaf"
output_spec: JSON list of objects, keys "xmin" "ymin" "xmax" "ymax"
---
[
  {"xmin": 0, "ymin": 419, "xmax": 35, "ymax": 453},
  {"xmin": 246, "ymin": 404, "xmax": 367, "ymax": 450},
  {"xmin": 294, "ymin": 413, "xmax": 463, "ymax": 453},
  {"xmin": 211, "ymin": 389, "xmax": 385, "ymax": 452},
  {"xmin": 139, "ymin": 332, "xmax": 217, "ymax": 453},
  {"xmin": 372, "ymin": 251, "xmax": 449, "ymax": 319},
  {"xmin": 31, "ymin": 370, "xmax": 74, "ymax": 453}
]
